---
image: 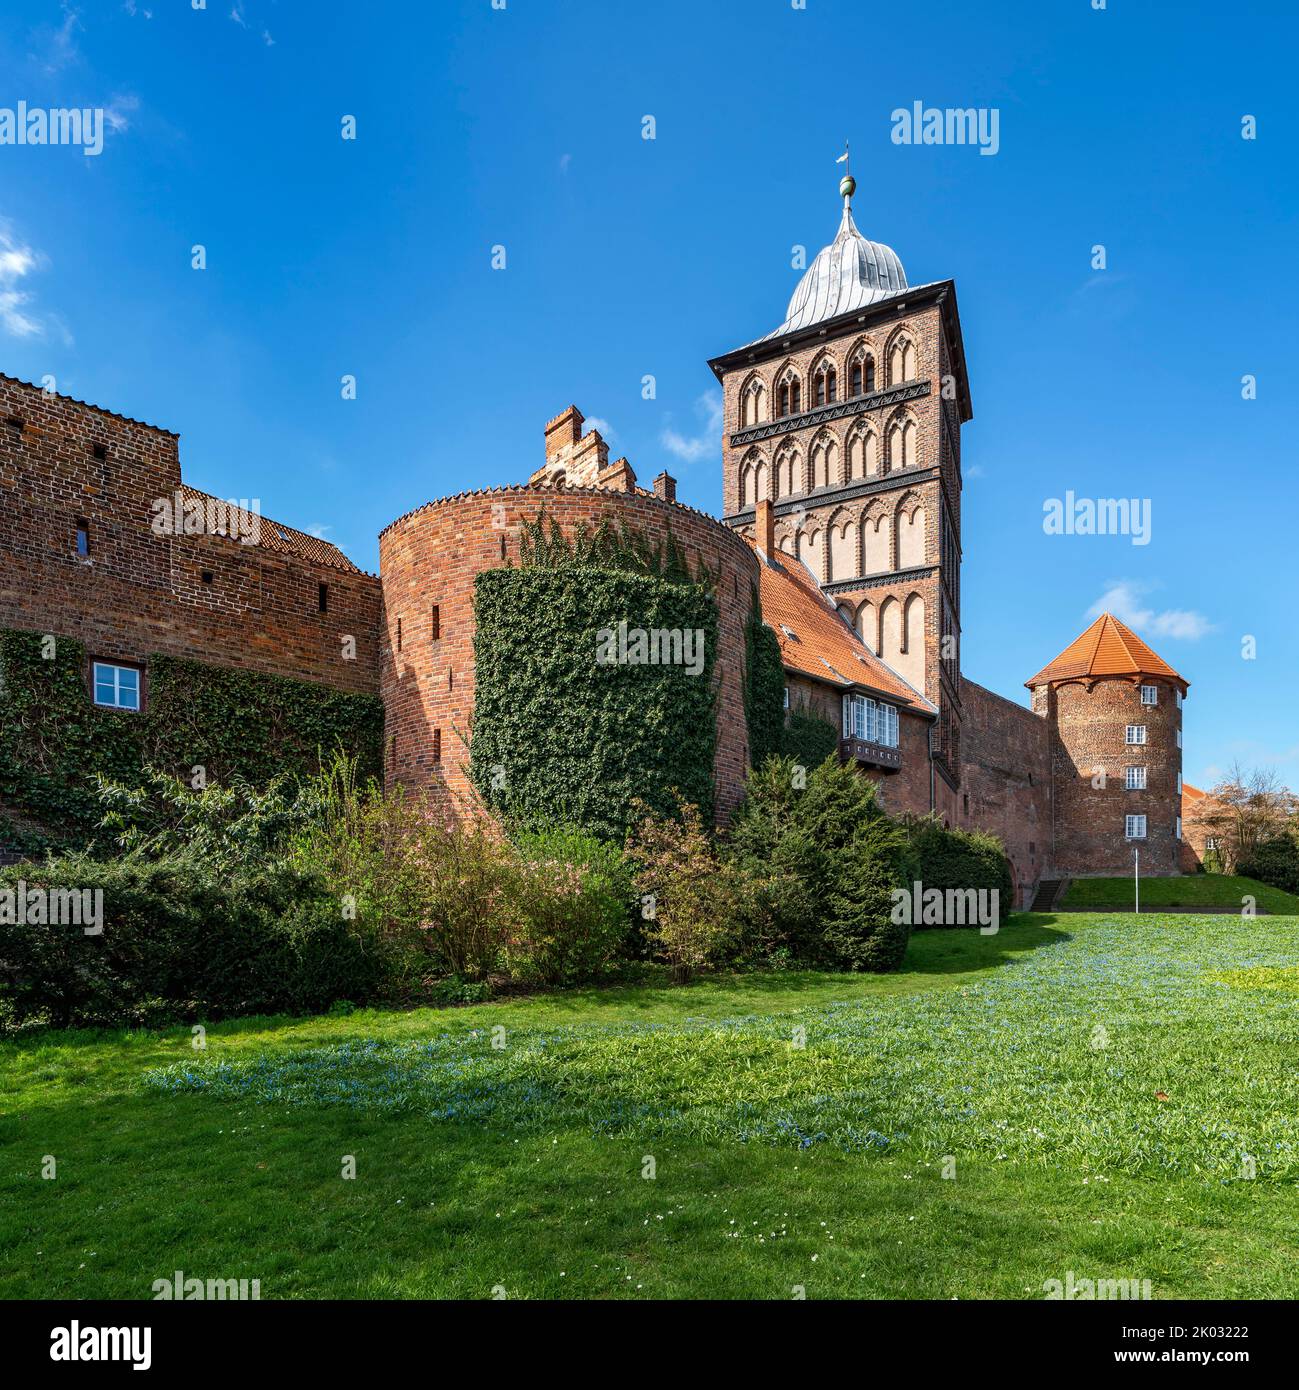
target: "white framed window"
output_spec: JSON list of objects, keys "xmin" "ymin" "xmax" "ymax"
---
[
  {"xmin": 1140, "ymin": 684, "xmax": 1158, "ymax": 705},
  {"xmin": 1176, "ymin": 728, "xmax": 1182, "ymax": 749},
  {"xmin": 783, "ymin": 686, "xmax": 790, "ymax": 711},
  {"xmin": 1125, "ymin": 814, "xmax": 1147, "ymax": 840},
  {"xmin": 1125, "ymin": 765, "xmax": 1147, "ymax": 790},
  {"xmin": 1205, "ymin": 836, "xmax": 1219, "ymax": 851},
  {"xmin": 1176, "ymin": 816, "xmax": 1182, "ymax": 841},
  {"xmin": 1177, "ymin": 771, "xmax": 1182, "ymax": 794},
  {"xmin": 92, "ymin": 661, "xmax": 141, "ymax": 712},
  {"xmin": 842, "ymin": 693, "xmax": 900, "ymax": 748},
  {"xmin": 1125, "ymin": 725, "xmax": 1147, "ymax": 745},
  {"xmin": 1175, "ymin": 689, "xmax": 1183, "ymax": 710}
]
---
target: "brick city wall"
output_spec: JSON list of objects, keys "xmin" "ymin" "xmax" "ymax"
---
[
  {"xmin": 378, "ymin": 484, "xmax": 762, "ymax": 824},
  {"xmin": 0, "ymin": 375, "xmax": 381, "ymax": 698},
  {"xmin": 1039, "ymin": 676, "xmax": 1184, "ymax": 878},
  {"xmin": 959, "ymin": 680, "xmax": 1053, "ymax": 904}
]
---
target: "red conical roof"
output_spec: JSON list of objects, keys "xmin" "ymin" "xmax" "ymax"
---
[{"xmin": 1026, "ymin": 612, "xmax": 1188, "ymax": 691}]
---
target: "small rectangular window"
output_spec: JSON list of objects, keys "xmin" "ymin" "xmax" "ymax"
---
[
  {"xmin": 1125, "ymin": 814, "xmax": 1147, "ymax": 840},
  {"xmin": 1125, "ymin": 765, "xmax": 1147, "ymax": 790},
  {"xmin": 432, "ymin": 729, "xmax": 442, "ymax": 763},
  {"xmin": 1140, "ymin": 684, "xmax": 1158, "ymax": 705},
  {"xmin": 75, "ymin": 519, "xmax": 89, "ymax": 558},
  {"xmin": 92, "ymin": 661, "xmax": 141, "ymax": 712},
  {"xmin": 1176, "ymin": 728, "xmax": 1182, "ymax": 749},
  {"xmin": 783, "ymin": 686, "xmax": 790, "ymax": 711},
  {"xmin": 1177, "ymin": 771, "xmax": 1182, "ymax": 794},
  {"xmin": 1176, "ymin": 815, "xmax": 1183, "ymax": 841},
  {"xmin": 201, "ymin": 570, "xmax": 213, "ymax": 585},
  {"xmin": 318, "ymin": 582, "xmax": 328, "ymax": 613},
  {"xmin": 430, "ymin": 604, "xmax": 441, "ymax": 641},
  {"xmin": 396, "ymin": 617, "xmax": 403, "ymax": 652},
  {"xmin": 4, "ymin": 416, "xmax": 22, "ymax": 433},
  {"xmin": 91, "ymin": 442, "xmax": 107, "ymax": 461},
  {"xmin": 1125, "ymin": 725, "xmax": 1147, "ymax": 745}
]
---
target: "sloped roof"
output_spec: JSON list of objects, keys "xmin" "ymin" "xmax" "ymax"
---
[
  {"xmin": 1025, "ymin": 612, "xmax": 1187, "ymax": 691},
  {"xmin": 178, "ymin": 486, "xmax": 361, "ymax": 573},
  {"xmin": 748, "ymin": 539, "xmax": 935, "ymax": 714}
]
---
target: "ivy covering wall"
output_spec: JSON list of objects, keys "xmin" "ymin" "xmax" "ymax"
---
[
  {"xmin": 0, "ymin": 629, "xmax": 384, "ymax": 853},
  {"xmin": 744, "ymin": 588, "xmax": 786, "ymax": 769},
  {"xmin": 470, "ymin": 562, "xmax": 720, "ymax": 840}
]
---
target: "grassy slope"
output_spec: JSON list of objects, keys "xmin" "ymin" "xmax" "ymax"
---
[
  {"xmin": 1061, "ymin": 872, "xmax": 1299, "ymax": 914},
  {"xmin": 3, "ymin": 913, "xmax": 1299, "ymax": 1300}
]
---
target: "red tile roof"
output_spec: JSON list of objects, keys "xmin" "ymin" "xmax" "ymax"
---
[
  {"xmin": 1026, "ymin": 612, "xmax": 1187, "ymax": 691},
  {"xmin": 748, "ymin": 540, "xmax": 935, "ymax": 712},
  {"xmin": 178, "ymin": 486, "xmax": 361, "ymax": 573}
]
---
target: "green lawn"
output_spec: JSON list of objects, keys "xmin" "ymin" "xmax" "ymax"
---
[
  {"xmin": 1061, "ymin": 872, "xmax": 1299, "ymax": 915},
  {"xmin": 4, "ymin": 912, "xmax": 1299, "ymax": 1300}
]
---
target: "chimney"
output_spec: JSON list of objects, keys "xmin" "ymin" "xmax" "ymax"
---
[
  {"xmin": 653, "ymin": 471, "xmax": 677, "ymax": 502},
  {"xmin": 755, "ymin": 498, "xmax": 775, "ymax": 556},
  {"xmin": 544, "ymin": 405, "xmax": 583, "ymax": 461}
]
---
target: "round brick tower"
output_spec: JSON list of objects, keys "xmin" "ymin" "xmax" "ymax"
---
[
  {"xmin": 378, "ymin": 482, "xmax": 762, "ymax": 826},
  {"xmin": 1027, "ymin": 613, "xmax": 1188, "ymax": 878}
]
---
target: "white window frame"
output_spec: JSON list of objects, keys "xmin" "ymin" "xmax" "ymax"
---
[
  {"xmin": 783, "ymin": 686, "xmax": 790, "ymax": 711},
  {"xmin": 1125, "ymin": 814, "xmax": 1147, "ymax": 840},
  {"xmin": 1176, "ymin": 771, "xmax": 1182, "ymax": 794},
  {"xmin": 92, "ymin": 661, "xmax": 141, "ymax": 712},
  {"xmin": 1125, "ymin": 725, "xmax": 1147, "ymax": 745},
  {"xmin": 842, "ymin": 693, "xmax": 900, "ymax": 749},
  {"xmin": 1176, "ymin": 728, "xmax": 1182, "ymax": 749},
  {"xmin": 1176, "ymin": 815, "xmax": 1182, "ymax": 841},
  {"xmin": 1125, "ymin": 765, "xmax": 1147, "ymax": 790},
  {"xmin": 1175, "ymin": 689, "xmax": 1183, "ymax": 710},
  {"xmin": 1140, "ymin": 684, "xmax": 1158, "ymax": 706}
]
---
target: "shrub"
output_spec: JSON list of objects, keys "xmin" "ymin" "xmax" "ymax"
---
[
  {"xmin": 505, "ymin": 827, "xmax": 633, "ymax": 986},
  {"xmin": 726, "ymin": 756, "xmax": 915, "ymax": 972},
  {"xmin": 781, "ymin": 710, "xmax": 840, "ymax": 769},
  {"xmin": 0, "ymin": 855, "xmax": 380, "ymax": 1029},
  {"xmin": 1238, "ymin": 833, "xmax": 1299, "ymax": 895},
  {"xmin": 902, "ymin": 816, "xmax": 1015, "ymax": 926},
  {"xmin": 626, "ymin": 799, "xmax": 739, "ymax": 982}
]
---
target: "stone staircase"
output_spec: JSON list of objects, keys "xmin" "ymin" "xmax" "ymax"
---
[{"xmin": 1030, "ymin": 877, "xmax": 1070, "ymax": 911}]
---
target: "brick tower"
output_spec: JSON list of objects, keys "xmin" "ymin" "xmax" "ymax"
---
[
  {"xmin": 709, "ymin": 171, "xmax": 973, "ymax": 793},
  {"xmin": 1027, "ymin": 613, "xmax": 1188, "ymax": 877}
]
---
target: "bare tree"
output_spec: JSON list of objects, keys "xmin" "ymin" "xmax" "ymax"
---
[{"xmin": 1195, "ymin": 763, "xmax": 1297, "ymax": 871}]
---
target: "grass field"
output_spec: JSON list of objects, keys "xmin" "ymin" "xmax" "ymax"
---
[
  {"xmin": 4, "ymin": 911, "xmax": 1299, "ymax": 1300},
  {"xmin": 1060, "ymin": 872, "xmax": 1299, "ymax": 914}
]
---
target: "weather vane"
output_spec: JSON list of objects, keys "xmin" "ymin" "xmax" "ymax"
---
[
  {"xmin": 836, "ymin": 139, "xmax": 855, "ymax": 203},
  {"xmin": 836, "ymin": 139, "xmax": 850, "ymax": 175}
]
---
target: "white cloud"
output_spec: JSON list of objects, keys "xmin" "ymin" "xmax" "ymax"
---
[
  {"xmin": 308, "ymin": 523, "xmax": 332, "ymax": 540},
  {"xmin": 1087, "ymin": 580, "xmax": 1213, "ymax": 641},
  {"xmin": 104, "ymin": 93, "xmax": 140, "ymax": 135},
  {"xmin": 660, "ymin": 390, "xmax": 723, "ymax": 465},
  {"xmin": 584, "ymin": 416, "xmax": 615, "ymax": 441},
  {"xmin": 32, "ymin": 4, "xmax": 83, "ymax": 74},
  {"xmin": 0, "ymin": 223, "xmax": 48, "ymax": 339}
]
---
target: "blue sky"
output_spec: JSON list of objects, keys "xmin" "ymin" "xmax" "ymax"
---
[{"xmin": 1, "ymin": 0, "xmax": 1295, "ymax": 792}]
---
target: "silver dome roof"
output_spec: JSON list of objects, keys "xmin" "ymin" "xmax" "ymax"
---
[{"xmin": 762, "ymin": 203, "xmax": 907, "ymax": 341}]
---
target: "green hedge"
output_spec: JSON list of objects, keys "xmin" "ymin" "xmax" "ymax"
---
[
  {"xmin": 470, "ymin": 567, "xmax": 719, "ymax": 840},
  {"xmin": 0, "ymin": 857, "xmax": 381, "ymax": 1028},
  {"xmin": 903, "ymin": 816, "xmax": 1015, "ymax": 923},
  {"xmin": 1238, "ymin": 834, "xmax": 1299, "ymax": 895},
  {"xmin": 0, "ymin": 630, "xmax": 383, "ymax": 853}
]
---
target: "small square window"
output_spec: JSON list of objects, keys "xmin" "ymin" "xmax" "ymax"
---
[
  {"xmin": 1125, "ymin": 814, "xmax": 1147, "ymax": 840},
  {"xmin": 201, "ymin": 570, "xmax": 214, "ymax": 585},
  {"xmin": 1125, "ymin": 725, "xmax": 1147, "ymax": 745},
  {"xmin": 91, "ymin": 442, "xmax": 107, "ymax": 461},
  {"xmin": 92, "ymin": 661, "xmax": 141, "ymax": 712},
  {"xmin": 1140, "ymin": 684, "xmax": 1158, "ymax": 706}
]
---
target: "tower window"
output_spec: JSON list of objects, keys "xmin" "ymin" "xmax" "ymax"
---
[
  {"xmin": 1125, "ymin": 725, "xmax": 1147, "ymax": 745},
  {"xmin": 1125, "ymin": 765, "xmax": 1147, "ymax": 790},
  {"xmin": 201, "ymin": 570, "xmax": 214, "ymax": 585},
  {"xmin": 396, "ymin": 617, "xmax": 403, "ymax": 652},
  {"xmin": 318, "ymin": 582, "xmax": 328, "ymax": 613},
  {"xmin": 790, "ymin": 380, "xmax": 801, "ymax": 413},
  {"xmin": 75, "ymin": 519, "xmax": 90, "ymax": 557},
  {"xmin": 1125, "ymin": 815, "xmax": 1147, "ymax": 840},
  {"xmin": 430, "ymin": 604, "xmax": 441, "ymax": 640},
  {"xmin": 851, "ymin": 362, "xmax": 862, "ymax": 396},
  {"xmin": 1176, "ymin": 815, "xmax": 1182, "ymax": 841},
  {"xmin": 827, "ymin": 367, "xmax": 837, "ymax": 404},
  {"xmin": 815, "ymin": 374, "xmax": 826, "ymax": 407},
  {"xmin": 91, "ymin": 442, "xmax": 107, "ymax": 461},
  {"xmin": 4, "ymin": 416, "xmax": 22, "ymax": 433},
  {"xmin": 1140, "ymin": 684, "xmax": 1158, "ymax": 705},
  {"xmin": 778, "ymin": 383, "xmax": 790, "ymax": 417},
  {"xmin": 865, "ymin": 359, "xmax": 876, "ymax": 392},
  {"xmin": 432, "ymin": 729, "xmax": 442, "ymax": 763}
]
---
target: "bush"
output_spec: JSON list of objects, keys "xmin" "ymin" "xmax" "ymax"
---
[
  {"xmin": 781, "ymin": 710, "xmax": 840, "ymax": 769},
  {"xmin": 902, "ymin": 816, "xmax": 1015, "ymax": 926},
  {"xmin": 1238, "ymin": 834, "xmax": 1299, "ymax": 895},
  {"xmin": 626, "ymin": 800, "xmax": 739, "ymax": 982},
  {"xmin": 0, "ymin": 855, "xmax": 381, "ymax": 1029},
  {"xmin": 725, "ymin": 756, "xmax": 914, "ymax": 972},
  {"xmin": 505, "ymin": 827, "xmax": 633, "ymax": 986}
]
